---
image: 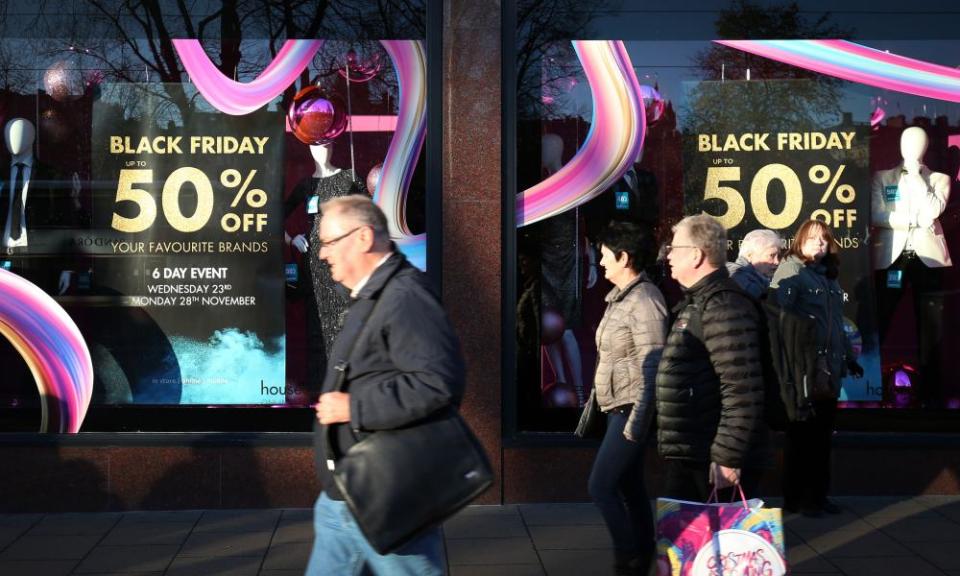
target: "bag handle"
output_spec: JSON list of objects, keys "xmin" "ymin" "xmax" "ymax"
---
[{"xmin": 707, "ymin": 483, "xmax": 749, "ymax": 510}]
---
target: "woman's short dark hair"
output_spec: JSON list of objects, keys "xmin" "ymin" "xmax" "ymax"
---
[{"xmin": 598, "ymin": 221, "xmax": 655, "ymax": 273}]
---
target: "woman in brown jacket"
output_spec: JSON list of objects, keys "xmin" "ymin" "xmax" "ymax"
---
[{"xmin": 585, "ymin": 221, "xmax": 668, "ymax": 575}]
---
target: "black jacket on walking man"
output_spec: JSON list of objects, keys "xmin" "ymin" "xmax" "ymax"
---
[
  {"xmin": 306, "ymin": 195, "xmax": 464, "ymax": 576},
  {"xmin": 656, "ymin": 214, "xmax": 766, "ymax": 501}
]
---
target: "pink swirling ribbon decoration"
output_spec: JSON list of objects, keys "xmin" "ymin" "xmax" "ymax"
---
[
  {"xmin": 376, "ymin": 40, "xmax": 426, "ymax": 238},
  {"xmin": 0, "ymin": 269, "xmax": 93, "ymax": 433},
  {"xmin": 715, "ymin": 40, "xmax": 960, "ymax": 103},
  {"xmin": 172, "ymin": 39, "xmax": 323, "ymax": 115},
  {"xmin": 172, "ymin": 38, "xmax": 428, "ymax": 268},
  {"xmin": 518, "ymin": 40, "xmax": 645, "ymax": 227},
  {"xmin": 374, "ymin": 40, "xmax": 427, "ymax": 269}
]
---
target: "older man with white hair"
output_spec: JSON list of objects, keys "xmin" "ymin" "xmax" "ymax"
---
[
  {"xmin": 656, "ymin": 215, "xmax": 766, "ymax": 501},
  {"xmin": 726, "ymin": 229, "xmax": 782, "ymax": 299}
]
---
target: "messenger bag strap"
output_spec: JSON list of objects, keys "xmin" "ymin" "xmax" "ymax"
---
[
  {"xmin": 324, "ymin": 260, "xmax": 401, "ymax": 467},
  {"xmin": 330, "ymin": 259, "xmax": 404, "ymax": 391}
]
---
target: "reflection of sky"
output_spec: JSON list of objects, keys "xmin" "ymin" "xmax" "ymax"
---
[
  {"xmin": 553, "ymin": 38, "xmax": 960, "ymax": 131},
  {"xmin": 589, "ymin": 1, "xmax": 960, "ymax": 42}
]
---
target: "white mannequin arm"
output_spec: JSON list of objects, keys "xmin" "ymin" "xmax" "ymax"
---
[
  {"xmin": 915, "ymin": 171, "xmax": 950, "ymax": 226},
  {"xmin": 291, "ymin": 234, "xmax": 309, "ymax": 253},
  {"xmin": 58, "ymin": 271, "xmax": 73, "ymax": 295}
]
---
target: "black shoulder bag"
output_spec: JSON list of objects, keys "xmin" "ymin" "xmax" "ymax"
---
[{"xmin": 325, "ymin": 280, "xmax": 493, "ymax": 554}]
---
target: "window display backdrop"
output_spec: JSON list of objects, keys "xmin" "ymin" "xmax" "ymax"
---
[
  {"xmin": 0, "ymin": 1, "xmax": 428, "ymax": 431},
  {"xmin": 513, "ymin": 1, "xmax": 960, "ymax": 433}
]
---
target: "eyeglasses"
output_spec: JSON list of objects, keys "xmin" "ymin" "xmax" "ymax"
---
[
  {"xmin": 663, "ymin": 244, "xmax": 699, "ymax": 254},
  {"xmin": 318, "ymin": 227, "xmax": 362, "ymax": 249}
]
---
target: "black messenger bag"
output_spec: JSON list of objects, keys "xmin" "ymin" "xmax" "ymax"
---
[{"xmin": 328, "ymin": 399, "xmax": 493, "ymax": 553}]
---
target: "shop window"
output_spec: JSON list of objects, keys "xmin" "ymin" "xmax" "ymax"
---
[
  {"xmin": 510, "ymin": 0, "xmax": 960, "ymax": 434},
  {"xmin": 0, "ymin": 0, "xmax": 430, "ymax": 431}
]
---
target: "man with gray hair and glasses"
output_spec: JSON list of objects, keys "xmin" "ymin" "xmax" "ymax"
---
[
  {"xmin": 726, "ymin": 229, "xmax": 782, "ymax": 300},
  {"xmin": 308, "ymin": 195, "xmax": 466, "ymax": 575},
  {"xmin": 656, "ymin": 214, "xmax": 766, "ymax": 501}
]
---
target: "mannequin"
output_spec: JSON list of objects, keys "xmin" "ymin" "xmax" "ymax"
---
[
  {"xmin": 584, "ymin": 145, "xmax": 660, "ymax": 246},
  {"xmin": 871, "ymin": 126, "xmax": 951, "ymax": 407},
  {"xmin": 538, "ymin": 133, "xmax": 586, "ymax": 407},
  {"xmin": 283, "ymin": 142, "xmax": 364, "ymax": 393},
  {"xmin": 1, "ymin": 117, "xmax": 80, "ymax": 292},
  {"xmin": 285, "ymin": 143, "xmax": 344, "ymax": 251},
  {"xmin": 2, "ymin": 118, "xmax": 37, "ymax": 249}
]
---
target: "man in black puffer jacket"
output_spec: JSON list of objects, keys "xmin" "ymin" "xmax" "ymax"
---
[{"xmin": 657, "ymin": 215, "xmax": 766, "ymax": 501}]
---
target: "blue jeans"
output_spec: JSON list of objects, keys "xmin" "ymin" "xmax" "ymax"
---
[
  {"xmin": 588, "ymin": 410, "xmax": 654, "ymax": 563},
  {"xmin": 305, "ymin": 492, "xmax": 446, "ymax": 576}
]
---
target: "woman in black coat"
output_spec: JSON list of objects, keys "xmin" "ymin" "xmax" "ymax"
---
[{"xmin": 770, "ymin": 219, "xmax": 862, "ymax": 517}]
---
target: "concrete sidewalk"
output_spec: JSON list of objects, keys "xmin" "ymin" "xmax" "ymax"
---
[{"xmin": 1, "ymin": 496, "xmax": 959, "ymax": 575}]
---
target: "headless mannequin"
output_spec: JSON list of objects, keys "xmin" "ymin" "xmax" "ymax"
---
[
  {"xmin": 283, "ymin": 142, "xmax": 361, "ymax": 396},
  {"xmin": 540, "ymin": 133, "xmax": 586, "ymax": 406},
  {"xmin": 872, "ymin": 126, "xmax": 952, "ymax": 407},
  {"xmin": 286, "ymin": 143, "xmax": 343, "ymax": 252},
  {"xmin": 583, "ymin": 144, "xmax": 659, "ymax": 262}
]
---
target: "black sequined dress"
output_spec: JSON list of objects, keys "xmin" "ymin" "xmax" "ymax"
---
[{"xmin": 285, "ymin": 169, "xmax": 363, "ymax": 390}]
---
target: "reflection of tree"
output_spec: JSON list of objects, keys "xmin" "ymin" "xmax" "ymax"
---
[
  {"xmin": 695, "ymin": 0, "xmax": 851, "ymax": 80},
  {"xmin": 0, "ymin": 43, "xmax": 32, "ymax": 93},
  {"xmin": 0, "ymin": 1, "xmax": 425, "ymax": 122},
  {"xmin": 516, "ymin": 0, "xmax": 616, "ymax": 119},
  {"xmin": 684, "ymin": 78, "xmax": 839, "ymax": 136},
  {"xmin": 685, "ymin": 0, "xmax": 853, "ymax": 134},
  {"xmin": 74, "ymin": 0, "xmax": 337, "ymax": 121}
]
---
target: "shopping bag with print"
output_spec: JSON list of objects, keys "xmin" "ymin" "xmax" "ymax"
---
[{"xmin": 655, "ymin": 487, "xmax": 786, "ymax": 576}]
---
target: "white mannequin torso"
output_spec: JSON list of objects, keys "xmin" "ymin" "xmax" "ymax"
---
[
  {"xmin": 2, "ymin": 118, "xmax": 36, "ymax": 248},
  {"xmin": 871, "ymin": 126, "xmax": 952, "ymax": 269}
]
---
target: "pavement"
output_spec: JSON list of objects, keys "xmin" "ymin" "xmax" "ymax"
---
[{"xmin": 1, "ymin": 496, "xmax": 960, "ymax": 575}]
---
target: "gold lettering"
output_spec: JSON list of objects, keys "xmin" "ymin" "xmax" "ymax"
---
[
  {"xmin": 699, "ymin": 134, "xmax": 712, "ymax": 152},
  {"xmin": 840, "ymin": 131, "xmax": 855, "ymax": 149}
]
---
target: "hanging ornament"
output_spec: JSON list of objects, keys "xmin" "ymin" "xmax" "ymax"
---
[
  {"xmin": 639, "ymin": 84, "xmax": 665, "ymax": 125},
  {"xmin": 287, "ymin": 85, "xmax": 347, "ymax": 146},
  {"xmin": 870, "ymin": 96, "xmax": 887, "ymax": 129},
  {"xmin": 543, "ymin": 383, "xmax": 578, "ymax": 408},
  {"xmin": 84, "ymin": 70, "xmax": 105, "ymax": 99},
  {"xmin": 43, "ymin": 60, "xmax": 85, "ymax": 102},
  {"xmin": 365, "ymin": 162, "xmax": 383, "ymax": 195},
  {"xmin": 313, "ymin": 41, "xmax": 385, "ymax": 87},
  {"xmin": 540, "ymin": 306, "xmax": 566, "ymax": 345},
  {"xmin": 843, "ymin": 317, "xmax": 862, "ymax": 357},
  {"xmin": 337, "ymin": 48, "xmax": 383, "ymax": 84}
]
